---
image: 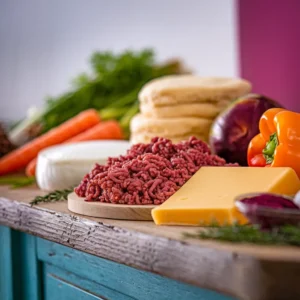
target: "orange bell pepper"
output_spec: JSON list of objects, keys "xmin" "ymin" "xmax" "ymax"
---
[{"xmin": 247, "ymin": 108, "xmax": 300, "ymax": 177}]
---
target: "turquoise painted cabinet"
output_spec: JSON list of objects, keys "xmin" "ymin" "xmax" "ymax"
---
[{"xmin": 0, "ymin": 225, "xmax": 236, "ymax": 300}]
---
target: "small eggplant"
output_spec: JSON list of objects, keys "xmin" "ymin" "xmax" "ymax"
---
[
  {"xmin": 209, "ymin": 94, "xmax": 283, "ymax": 166},
  {"xmin": 235, "ymin": 193, "xmax": 300, "ymax": 230}
]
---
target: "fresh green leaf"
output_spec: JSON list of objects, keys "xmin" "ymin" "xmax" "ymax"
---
[
  {"xmin": 15, "ymin": 49, "xmax": 183, "ymax": 135},
  {"xmin": 183, "ymin": 224, "xmax": 300, "ymax": 246},
  {"xmin": 0, "ymin": 176, "xmax": 36, "ymax": 189},
  {"xmin": 119, "ymin": 101, "xmax": 139, "ymax": 137},
  {"xmin": 99, "ymin": 107, "xmax": 130, "ymax": 121},
  {"xmin": 71, "ymin": 73, "xmax": 91, "ymax": 88},
  {"xmin": 30, "ymin": 188, "xmax": 73, "ymax": 206}
]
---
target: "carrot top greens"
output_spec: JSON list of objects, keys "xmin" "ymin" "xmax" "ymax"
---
[{"xmin": 12, "ymin": 49, "xmax": 184, "ymax": 138}]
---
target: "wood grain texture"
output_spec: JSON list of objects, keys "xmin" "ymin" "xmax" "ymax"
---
[
  {"xmin": 43, "ymin": 263, "xmax": 133, "ymax": 300},
  {"xmin": 1, "ymin": 185, "xmax": 300, "ymax": 300},
  {"xmin": 0, "ymin": 226, "xmax": 42, "ymax": 300},
  {"xmin": 0, "ymin": 226, "xmax": 14, "ymax": 300},
  {"xmin": 68, "ymin": 192, "xmax": 155, "ymax": 220},
  {"xmin": 19, "ymin": 232, "xmax": 42, "ymax": 300},
  {"xmin": 39, "ymin": 238, "xmax": 232, "ymax": 300},
  {"xmin": 44, "ymin": 267, "xmax": 104, "ymax": 300}
]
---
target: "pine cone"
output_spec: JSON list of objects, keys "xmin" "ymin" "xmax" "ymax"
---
[{"xmin": 0, "ymin": 123, "xmax": 15, "ymax": 157}]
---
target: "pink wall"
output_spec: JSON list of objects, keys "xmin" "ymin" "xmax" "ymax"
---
[{"xmin": 238, "ymin": 0, "xmax": 300, "ymax": 112}]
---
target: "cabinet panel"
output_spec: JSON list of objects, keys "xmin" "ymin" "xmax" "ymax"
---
[
  {"xmin": 43, "ymin": 263, "xmax": 134, "ymax": 300},
  {"xmin": 44, "ymin": 270, "xmax": 103, "ymax": 300},
  {"xmin": 0, "ymin": 225, "xmax": 235, "ymax": 300},
  {"xmin": 0, "ymin": 225, "xmax": 14, "ymax": 300},
  {"xmin": 37, "ymin": 238, "xmax": 235, "ymax": 300},
  {"xmin": 0, "ymin": 226, "xmax": 41, "ymax": 300}
]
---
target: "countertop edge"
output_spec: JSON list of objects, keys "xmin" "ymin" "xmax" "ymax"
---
[{"xmin": 1, "ymin": 196, "xmax": 300, "ymax": 300}]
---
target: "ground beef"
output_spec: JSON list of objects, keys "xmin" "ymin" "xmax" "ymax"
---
[{"xmin": 75, "ymin": 136, "xmax": 236, "ymax": 205}]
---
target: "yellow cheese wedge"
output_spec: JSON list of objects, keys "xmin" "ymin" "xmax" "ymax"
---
[{"xmin": 151, "ymin": 167, "xmax": 300, "ymax": 226}]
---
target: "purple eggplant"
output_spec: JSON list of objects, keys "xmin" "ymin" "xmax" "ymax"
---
[{"xmin": 209, "ymin": 94, "xmax": 283, "ymax": 165}]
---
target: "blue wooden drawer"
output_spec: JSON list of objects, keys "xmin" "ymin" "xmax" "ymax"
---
[
  {"xmin": 0, "ymin": 226, "xmax": 236, "ymax": 300},
  {"xmin": 43, "ymin": 263, "xmax": 133, "ymax": 300},
  {"xmin": 44, "ymin": 269, "xmax": 103, "ymax": 300},
  {"xmin": 37, "ymin": 238, "xmax": 235, "ymax": 300}
]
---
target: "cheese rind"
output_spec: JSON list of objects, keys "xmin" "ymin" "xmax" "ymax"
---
[
  {"xmin": 151, "ymin": 167, "xmax": 300, "ymax": 226},
  {"xmin": 36, "ymin": 141, "xmax": 130, "ymax": 191}
]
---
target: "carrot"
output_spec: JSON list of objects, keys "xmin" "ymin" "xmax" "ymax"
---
[
  {"xmin": 0, "ymin": 109, "xmax": 101, "ymax": 175},
  {"xmin": 66, "ymin": 120, "xmax": 123, "ymax": 143},
  {"xmin": 25, "ymin": 120, "xmax": 123, "ymax": 176}
]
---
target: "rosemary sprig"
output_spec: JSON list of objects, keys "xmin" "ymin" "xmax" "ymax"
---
[
  {"xmin": 30, "ymin": 188, "xmax": 73, "ymax": 206},
  {"xmin": 0, "ymin": 176, "xmax": 36, "ymax": 189},
  {"xmin": 183, "ymin": 224, "xmax": 300, "ymax": 246}
]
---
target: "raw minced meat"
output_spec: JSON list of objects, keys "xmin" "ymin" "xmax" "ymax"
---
[{"xmin": 75, "ymin": 136, "xmax": 236, "ymax": 205}]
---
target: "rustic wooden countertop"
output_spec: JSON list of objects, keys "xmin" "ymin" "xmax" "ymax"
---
[{"xmin": 1, "ymin": 185, "xmax": 300, "ymax": 300}]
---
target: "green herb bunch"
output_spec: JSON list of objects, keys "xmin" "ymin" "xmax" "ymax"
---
[
  {"xmin": 184, "ymin": 224, "xmax": 300, "ymax": 246},
  {"xmin": 30, "ymin": 189, "xmax": 72, "ymax": 206},
  {"xmin": 14, "ymin": 49, "xmax": 185, "ymax": 139}
]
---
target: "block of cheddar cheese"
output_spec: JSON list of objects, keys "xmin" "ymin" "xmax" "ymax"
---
[{"xmin": 151, "ymin": 167, "xmax": 300, "ymax": 226}]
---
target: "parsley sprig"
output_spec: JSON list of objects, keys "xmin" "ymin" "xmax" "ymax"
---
[
  {"xmin": 184, "ymin": 224, "xmax": 300, "ymax": 246},
  {"xmin": 30, "ymin": 189, "xmax": 72, "ymax": 206}
]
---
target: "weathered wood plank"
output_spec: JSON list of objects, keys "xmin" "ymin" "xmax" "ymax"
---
[
  {"xmin": 0, "ymin": 226, "xmax": 14, "ymax": 300},
  {"xmin": 19, "ymin": 233, "xmax": 42, "ymax": 300},
  {"xmin": 43, "ymin": 263, "xmax": 134, "ymax": 300},
  {"xmin": 1, "ymin": 195, "xmax": 300, "ymax": 300},
  {"xmin": 1, "ymin": 184, "xmax": 300, "ymax": 260},
  {"xmin": 39, "ymin": 238, "xmax": 232, "ymax": 300},
  {"xmin": 0, "ymin": 226, "xmax": 42, "ymax": 300},
  {"xmin": 44, "ymin": 266, "xmax": 103, "ymax": 300}
]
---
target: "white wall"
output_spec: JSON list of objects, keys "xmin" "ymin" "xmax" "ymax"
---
[{"xmin": 0, "ymin": 0, "xmax": 238, "ymax": 121}]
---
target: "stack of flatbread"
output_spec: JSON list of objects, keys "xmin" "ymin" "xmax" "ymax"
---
[{"xmin": 130, "ymin": 75, "xmax": 252, "ymax": 144}]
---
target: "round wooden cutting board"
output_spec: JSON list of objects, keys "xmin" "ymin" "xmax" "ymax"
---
[{"xmin": 67, "ymin": 192, "xmax": 156, "ymax": 221}]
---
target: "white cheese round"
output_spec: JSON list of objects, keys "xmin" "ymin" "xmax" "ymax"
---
[{"xmin": 36, "ymin": 140, "xmax": 130, "ymax": 191}]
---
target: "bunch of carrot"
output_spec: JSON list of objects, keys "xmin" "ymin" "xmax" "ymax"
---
[{"xmin": 0, "ymin": 109, "xmax": 123, "ymax": 177}]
